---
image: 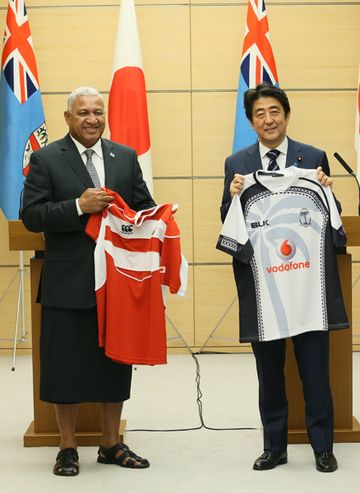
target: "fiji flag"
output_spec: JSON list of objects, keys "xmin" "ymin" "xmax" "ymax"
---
[
  {"xmin": 232, "ymin": 0, "xmax": 279, "ymax": 153},
  {"xmin": 0, "ymin": 0, "xmax": 48, "ymax": 220}
]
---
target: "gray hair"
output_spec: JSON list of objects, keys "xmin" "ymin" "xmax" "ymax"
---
[{"xmin": 67, "ymin": 87, "xmax": 103, "ymax": 110}]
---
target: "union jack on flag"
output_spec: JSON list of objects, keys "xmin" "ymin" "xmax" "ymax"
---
[
  {"xmin": 1, "ymin": 0, "xmax": 40, "ymax": 104},
  {"xmin": 0, "ymin": 0, "xmax": 48, "ymax": 220},
  {"xmin": 232, "ymin": 0, "xmax": 279, "ymax": 152}
]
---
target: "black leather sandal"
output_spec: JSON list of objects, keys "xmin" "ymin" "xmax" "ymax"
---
[
  {"xmin": 53, "ymin": 447, "xmax": 79, "ymax": 476},
  {"xmin": 97, "ymin": 443, "xmax": 150, "ymax": 469}
]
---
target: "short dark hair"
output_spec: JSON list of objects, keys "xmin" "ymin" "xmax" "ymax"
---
[{"xmin": 243, "ymin": 83, "xmax": 291, "ymax": 121}]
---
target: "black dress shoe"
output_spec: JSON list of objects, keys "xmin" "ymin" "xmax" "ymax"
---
[
  {"xmin": 314, "ymin": 451, "xmax": 338, "ymax": 472},
  {"xmin": 253, "ymin": 451, "xmax": 288, "ymax": 470},
  {"xmin": 53, "ymin": 448, "xmax": 79, "ymax": 476}
]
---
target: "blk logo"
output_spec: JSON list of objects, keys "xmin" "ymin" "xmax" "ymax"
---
[
  {"xmin": 277, "ymin": 239, "xmax": 296, "ymax": 261},
  {"xmin": 121, "ymin": 224, "xmax": 134, "ymax": 234},
  {"xmin": 250, "ymin": 220, "xmax": 269, "ymax": 229}
]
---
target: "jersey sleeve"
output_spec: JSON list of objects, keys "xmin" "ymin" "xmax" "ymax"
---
[
  {"xmin": 321, "ymin": 185, "xmax": 347, "ymax": 248},
  {"xmin": 216, "ymin": 194, "xmax": 254, "ymax": 263},
  {"xmin": 160, "ymin": 215, "xmax": 188, "ymax": 296},
  {"xmin": 299, "ymin": 169, "xmax": 347, "ymax": 249},
  {"xmin": 85, "ymin": 211, "xmax": 102, "ymax": 241}
]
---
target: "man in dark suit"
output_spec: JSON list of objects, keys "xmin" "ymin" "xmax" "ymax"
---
[
  {"xmin": 220, "ymin": 83, "xmax": 340, "ymax": 473},
  {"xmin": 21, "ymin": 87, "xmax": 155, "ymax": 476}
]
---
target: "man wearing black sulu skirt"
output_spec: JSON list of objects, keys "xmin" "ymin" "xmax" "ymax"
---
[{"xmin": 21, "ymin": 87, "xmax": 155, "ymax": 476}]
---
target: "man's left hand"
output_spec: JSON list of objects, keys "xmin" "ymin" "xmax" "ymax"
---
[{"xmin": 316, "ymin": 167, "xmax": 333, "ymax": 188}]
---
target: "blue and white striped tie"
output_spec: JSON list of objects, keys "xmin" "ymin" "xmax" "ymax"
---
[{"xmin": 266, "ymin": 149, "xmax": 281, "ymax": 172}]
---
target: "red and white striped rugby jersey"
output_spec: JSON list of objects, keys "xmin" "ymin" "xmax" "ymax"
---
[{"xmin": 86, "ymin": 188, "xmax": 188, "ymax": 365}]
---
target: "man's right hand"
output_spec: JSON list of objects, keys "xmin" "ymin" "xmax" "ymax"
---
[
  {"xmin": 78, "ymin": 188, "xmax": 114, "ymax": 214},
  {"xmin": 230, "ymin": 173, "xmax": 245, "ymax": 198}
]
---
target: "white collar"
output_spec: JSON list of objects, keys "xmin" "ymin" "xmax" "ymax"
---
[
  {"xmin": 69, "ymin": 135, "xmax": 103, "ymax": 158},
  {"xmin": 259, "ymin": 136, "xmax": 288, "ymax": 159}
]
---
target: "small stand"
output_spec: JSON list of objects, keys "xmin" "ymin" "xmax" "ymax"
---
[{"xmin": 0, "ymin": 250, "xmax": 29, "ymax": 370}]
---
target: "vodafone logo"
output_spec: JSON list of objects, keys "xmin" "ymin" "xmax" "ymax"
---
[
  {"xmin": 266, "ymin": 240, "xmax": 311, "ymax": 274},
  {"xmin": 266, "ymin": 238, "xmax": 311, "ymax": 273},
  {"xmin": 277, "ymin": 239, "xmax": 296, "ymax": 261},
  {"xmin": 266, "ymin": 261, "xmax": 310, "ymax": 274}
]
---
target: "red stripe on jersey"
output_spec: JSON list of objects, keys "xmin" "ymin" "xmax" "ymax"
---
[{"xmin": 85, "ymin": 188, "xmax": 187, "ymax": 366}]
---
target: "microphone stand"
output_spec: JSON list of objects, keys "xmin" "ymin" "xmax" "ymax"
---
[{"xmin": 334, "ymin": 152, "xmax": 360, "ymax": 215}]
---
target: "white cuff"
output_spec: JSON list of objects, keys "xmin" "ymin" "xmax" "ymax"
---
[{"xmin": 76, "ymin": 198, "xmax": 84, "ymax": 216}]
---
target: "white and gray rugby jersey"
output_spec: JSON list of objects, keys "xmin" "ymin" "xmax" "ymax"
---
[{"xmin": 216, "ymin": 166, "xmax": 349, "ymax": 342}]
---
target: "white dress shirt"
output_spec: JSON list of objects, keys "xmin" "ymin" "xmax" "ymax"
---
[
  {"xmin": 69, "ymin": 135, "xmax": 105, "ymax": 215},
  {"xmin": 259, "ymin": 137, "xmax": 288, "ymax": 171}
]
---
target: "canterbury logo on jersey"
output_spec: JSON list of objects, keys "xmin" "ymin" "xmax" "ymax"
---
[{"xmin": 121, "ymin": 224, "xmax": 134, "ymax": 234}]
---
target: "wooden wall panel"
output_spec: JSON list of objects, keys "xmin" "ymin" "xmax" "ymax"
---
[
  {"xmin": 147, "ymin": 93, "xmax": 192, "ymax": 178},
  {"xmin": 0, "ymin": 0, "xmax": 359, "ymax": 350},
  {"xmin": 192, "ymin": 91, "xmax": 358, "ymax": 178},
  {"xmin": 332, "ymin": 177, "xmax": 359, "ymax": 217},
  {"xmin": 23, "ymin": 0, "xmax": 187, "ymax": 5},
  {"xmin": 191, "ymin": 6, "xmax": 245, "ymax": 90},
  {"xmin": 42, "ymin": 94, "xmax": 79, "ymax": 142},
  {"xmin": 192, "ymin": 92, "xmax": 235, "ymax": 177},
  {"xmin": 0, "ymin": 214, "xmax": 32, "ymax": 266},
  {"xmin": 166, "ymin": 266, "xmax": 194, "ymax": 348},
  {"xmin": 287, "ymin": 91, "xmax": 357, "ymax": 176},
  {"xmin": 191, "ymin": 5, "xmax": 359, "ymax": 90},
  {"xmin": 24, "ymin": 6, "xmax": 190, "ymax": 93},
  {"xmin": 194, "ymin": 265, "xmax": 243, "ymax": 348},
  {"xmin": 193, "ymin": 179, "xmax": 224, "ymax": 264},
  {"xmin": 154, "ymin": 179, "xmax": 193, "ymax": 264},
  {"xmin": 137, "ymin": 6, "xmax": 190, "ymax": 90},
  {"xmin": 270, "ymin": 5, "xmax": 360, "ymax": 89},
  {"xmin": 45, "ymin": 90, "xmax": 357, "ymax": 182},
  {"xmin": 28, "ymin": 8, "xmax": 117, "ymax": 92},
  {"xmin": 352, "ymin": 262, "xmax": 360, "ymax": 345},
  {"xmin": 191, "ymin": 0, "xmax": 352, "ymax": 4},
  {"xmin": 42, "ymin": 92, "xmax": 193, "ymax": 178}
]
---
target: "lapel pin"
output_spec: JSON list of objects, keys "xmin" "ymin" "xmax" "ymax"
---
[{"xmin": 110, "ymin": 152, "xmax": 115, "ymax": 158}]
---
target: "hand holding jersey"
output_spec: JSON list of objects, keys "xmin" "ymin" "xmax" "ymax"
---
[
  {"xmin": 230, "ymin": 173, "xmax": 245, "ymax": 198},
  {"xmin": 217, "ymin": 166, "xmax": 348, "ymax": 342},
  {"xmin": 229, "ymin": 166, "xmax": 332, "ymax": 199},
  {"xmin": 78, "ymin": 188, "xmax": 114, "ymax": 214}
]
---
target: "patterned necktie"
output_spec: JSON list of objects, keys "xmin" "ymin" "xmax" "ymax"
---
[
  {"xmin": 266, "ymin": 149, "xmax": 281, "ymax": 171},
  {"xmin": 84, "ymin": 149, "xmax": 101, "ymax": 188}
]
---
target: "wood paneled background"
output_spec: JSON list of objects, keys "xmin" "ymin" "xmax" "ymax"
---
[{"xmin": 0, "ymin": 0, "xmax": 359, "ymax": 352}]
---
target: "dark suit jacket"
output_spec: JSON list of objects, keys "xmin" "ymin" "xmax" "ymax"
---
[
  {"xmin": 220, "ymin": 137, "xmax": 331, "ymax": 222},
  {"xmin": 21, "ymin": 134, "xmax": 155, "ymax": 309}
]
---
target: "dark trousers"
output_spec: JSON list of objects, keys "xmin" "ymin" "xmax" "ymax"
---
[{"xmin": 251, "ymin": 330, "xmax": 334, "ymax": 454}]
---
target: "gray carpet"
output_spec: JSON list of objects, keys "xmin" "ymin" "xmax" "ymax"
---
[{"xmin": 0, "ymin": 352, "xmax": 359, "ymax": 493}]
